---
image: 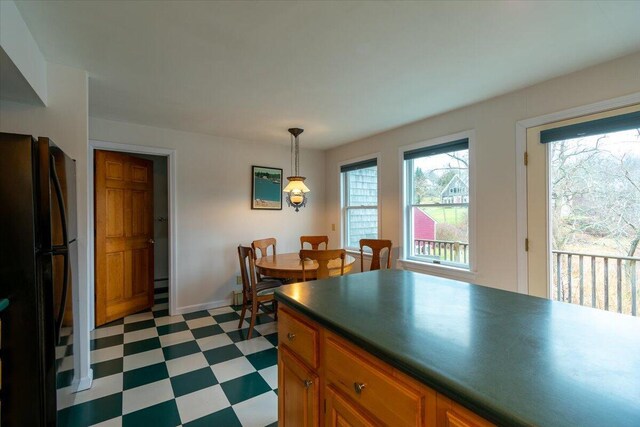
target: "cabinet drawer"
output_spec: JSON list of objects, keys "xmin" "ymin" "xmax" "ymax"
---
[
  {"xmin": 278, "ymin": 308, "xmax": 319, "ymax": 369},
  {"xmin": 324, "ymin": 335, "xmax": 424, "ymax": 426}
]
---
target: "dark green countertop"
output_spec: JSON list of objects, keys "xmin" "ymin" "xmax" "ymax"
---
[
  {"xmin": 0, "ymin": 299, "xmax": 8, "ymax": 313},
  {"xmin": 275, "ymin": 269, "xmax": 640, "ymax": 427}
]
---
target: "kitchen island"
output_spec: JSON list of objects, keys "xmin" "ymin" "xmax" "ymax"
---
[{"xmin": 274, "ymin": 269, "xmax": 640, "ymax": 426}]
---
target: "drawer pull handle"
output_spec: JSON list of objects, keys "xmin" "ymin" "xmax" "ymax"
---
[
  {"xmin": 287, "ymin": 332, "xmax": 296, "ymax": 341},
  {"xmin": 303, "ymin": 379, "xmax": 313, "ymax": 389},
  {"xmin": 353, "ymin": 382, "xmax": 366, "ymax": 394}
]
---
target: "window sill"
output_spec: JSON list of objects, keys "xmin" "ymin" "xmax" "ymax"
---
[
  {"xmin": 397, "ymin": 259, "xmax": 477, "ymax": 283},
  {"xmin": 345, "ymin": 249, "xmax": 371, "ymax": 259}
]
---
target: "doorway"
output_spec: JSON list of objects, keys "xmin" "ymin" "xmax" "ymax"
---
[
  {"xmin": 88, "ymin": 140, "xmax": 175, "ymax": 332},
  {"xmin": 525, "ymin": 104, "xmax": 640, "ymax": 316},
  {"xmin": 132, "ymin": 153, "xmax": 170, "ymax": 317}
]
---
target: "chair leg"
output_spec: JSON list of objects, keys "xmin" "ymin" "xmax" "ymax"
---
[
  {"xmin": 273, "ymin": 300, "xmax": 278, "ymax": 320},
  {"xmin": 238, "ymin": 297, "xmax": 247, "ymax": 329},
  {"xmin": 248, "ymin": 299, "xmax": 258, "ymax": 339}
]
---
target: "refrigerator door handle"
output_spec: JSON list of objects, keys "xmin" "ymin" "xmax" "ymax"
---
[
  {"xmin": 50, "ymin": 154, "xmax": 69, "ymax": 249},
  {"xmin": 52, "ymin": 252, "xmax": 69, "ymax": 344},
  {"xmin": 50, "ymin": 153, "xmax": 70, "ymax": 343}
]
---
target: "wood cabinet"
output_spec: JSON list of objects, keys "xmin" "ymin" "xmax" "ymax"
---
[{"xmin": 278, "ymin": 306, "xmax": 494, "ymax": 427}]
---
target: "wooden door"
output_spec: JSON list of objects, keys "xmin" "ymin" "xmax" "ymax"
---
[
  {"xmin": 95, "ymin": 150, "xmax": 154, "ymax": 326},
  {"xmin": 324, "ymin": 386, "xmax": 378, "ymax": 427},
  {"xmin": 278, "ymin": 347, "xmax": 319, "ymax": 427}
]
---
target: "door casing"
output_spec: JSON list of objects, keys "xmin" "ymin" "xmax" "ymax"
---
[
  {"xmin": 515, "ymin": 92, "xmax": 640, "ymax": 296},
  {"xmin": 88, "ymin": 140, "xmax": 177, "ymax": 330}
]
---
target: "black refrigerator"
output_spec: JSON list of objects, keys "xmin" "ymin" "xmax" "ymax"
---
[{"xmin": 0, "ymin": 132, "xmax": 77, "ymax": 426}]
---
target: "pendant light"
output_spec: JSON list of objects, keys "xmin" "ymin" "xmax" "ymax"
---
[{"xmin": 283, "ymin": 128, "xmax": 310, "ymax": 212}]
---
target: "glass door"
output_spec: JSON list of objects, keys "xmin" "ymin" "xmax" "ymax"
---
[{"xmin": 526, "ymin": 104, "xmax": 640, "ymax": 316}]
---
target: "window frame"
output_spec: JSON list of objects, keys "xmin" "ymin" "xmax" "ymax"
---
[
  {"xmin": 398, "ymin": 130, "xmax": 477, "ymax": 281},
  {"xmin": 339, "ymin": 153, "xmax": 381, "ymax": 252}
]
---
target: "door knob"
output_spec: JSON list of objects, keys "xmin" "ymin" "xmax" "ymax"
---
[
  {"xmin": 303, "ymin": 379, "xmax": 313, "ymax": 389},
  {"xmin": 287, "ymin": 332, "xmax": 296, "ymax": 341},
  {"xmin": 149, "ymin": 238, "xmax": 155, "ymax": 244}
]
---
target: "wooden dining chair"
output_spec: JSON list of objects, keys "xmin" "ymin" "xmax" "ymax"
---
[
  {"xmin": 300, "ymin": 249, "xmax": 346, "ymax": 281},
  {"xmin": 300, "ymin": 235, "xmax": 329, "ymax": 250},
  {"xmin": 251, "ymin": 237, "xmax": 283, "ymax": 282},
  {"xmin": 359, "ymin": 239, "xmax": 393, "ymax": 272},
  {"xmin": 237, "ymin": 245, "xmax": 282, "ymax": 339}
]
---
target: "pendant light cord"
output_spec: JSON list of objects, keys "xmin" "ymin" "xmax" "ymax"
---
[
  {"xmin": 295, "ymin": 133, "xmax": 300, "ymax": 176},
  {"xmin": 290, "ymin": 133, "xmax": 295, "ymax": 176}
]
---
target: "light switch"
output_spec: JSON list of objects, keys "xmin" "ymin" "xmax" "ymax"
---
[{"xmin": 331, "ymin": 223, "xmax": 336, "ymax": 231}]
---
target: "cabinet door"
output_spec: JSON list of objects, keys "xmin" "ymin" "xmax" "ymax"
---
[
  {"xmin": 436, "ymin": 395, "xmax": 494, "ymax": 427},
  {"xmin": 279, "ymin": 347, "xmax": 319, "ymax": 427},
  {"xmin": 325, "ymin": 386, "xmax": 380, "ymax": 427}
]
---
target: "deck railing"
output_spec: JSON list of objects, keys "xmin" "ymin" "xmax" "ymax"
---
[
  {"xmin": 553, "ymin": 250, "xmax": 639, "ymax": 317},
  {"xmin": 414, "ymin": 239, "xmax": 469, "ymax": 264}
]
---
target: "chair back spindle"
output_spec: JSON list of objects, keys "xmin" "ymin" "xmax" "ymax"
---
[
  {"xmin": 252, "ymin": 237, "xmax": 277, "ymax": 259},
  {"xmin": 359, "ymin": 239, "xmax": 393, "ymax": 272},
  {"xmin": 252, "ymin": 237, "xmax": 281, "ymax": 281},
  {"xmin": 300, "ymin": 249, "xmax": 346, "ymax": 281},
  {"xmin": 300, "ymin": 235, "xmax": 329, "ymax": 250}
]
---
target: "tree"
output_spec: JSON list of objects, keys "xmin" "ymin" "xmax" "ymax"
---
[
  {"xmin": 550, "ymin": 129, "xmax": 640, "ymax": 257},
  {"xmin": 413, "ymin": 167, "xmax": 429, "ymax": 204}
]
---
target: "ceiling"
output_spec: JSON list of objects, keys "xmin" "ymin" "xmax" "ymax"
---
[{"xmin": 14, "ymin": 1, "xmax": 640, "ymax": 149}]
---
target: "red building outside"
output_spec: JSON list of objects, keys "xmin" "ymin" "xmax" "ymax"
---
[{"xmin": 413, "ymin": 208, "xmax": 436, "ymax": 241}]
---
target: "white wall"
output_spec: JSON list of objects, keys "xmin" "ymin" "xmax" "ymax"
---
[
  {"xmin": 90, "ymin": 117, "xmax": 326, "ymax": 311},
  {"xmin": 0, "ymin": 62, "xmax": 90, "ymax": 388},
  {"xmin": 325, "ymin": 51, "xmax": 640, "ymax": 293}
]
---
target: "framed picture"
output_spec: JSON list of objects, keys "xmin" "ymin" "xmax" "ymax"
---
[{"xmin": 251, "ymin": 165, "xmax": 283, "ymax": 210}]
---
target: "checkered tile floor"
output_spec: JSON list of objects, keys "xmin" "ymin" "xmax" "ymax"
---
[{"xmin": 55, "ymin": 282, "xmax": 279, "ymax": 426}]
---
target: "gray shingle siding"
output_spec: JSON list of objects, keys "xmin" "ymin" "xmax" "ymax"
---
[{"xmin": 345, "ymin": 167, "xmax": 378, "ymax": 247}]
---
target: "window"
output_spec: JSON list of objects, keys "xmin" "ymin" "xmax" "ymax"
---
[
  {"xmin": 341, "ymin": 158, "xmax": 378, "ymax": 249},
  {"xmin": 403, "ymin": 134, "xmax": 472, "ymax": 270}
]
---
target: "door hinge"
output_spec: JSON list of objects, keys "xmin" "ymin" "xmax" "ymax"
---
[
  {"xmin": 525, "ymin": 238, "xmax": 529, "ymax": 252},
  {"xmin": 524, "ymin": 152, "xmax": 528, "ymax": 166}
]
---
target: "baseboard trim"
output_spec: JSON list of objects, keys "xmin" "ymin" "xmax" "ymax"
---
[
  {"xmin": 73, "ymin": 368, "xmax": 94, "ymax": 392},
  {"xmin": 174, "ymin": 298, "xmax": 232, "ymax": 315}
]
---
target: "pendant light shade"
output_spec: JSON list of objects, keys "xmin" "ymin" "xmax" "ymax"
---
[
  {"xmin": 284, "ymin": 128, "xmax": 310, "ymax": 212},
  {"xmin": 283, "ymin": 176, "xmax": 310, "ymax": 194}
]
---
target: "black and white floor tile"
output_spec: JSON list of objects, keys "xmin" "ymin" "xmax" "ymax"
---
[{"xmin": 55, "ymin": 281, "xmax": 279, "ymax": 427}]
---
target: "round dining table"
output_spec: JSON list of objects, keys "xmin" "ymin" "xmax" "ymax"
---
[{"xmin": 255, "ymin": 252, "xmax": 356, "ymax": 281}]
